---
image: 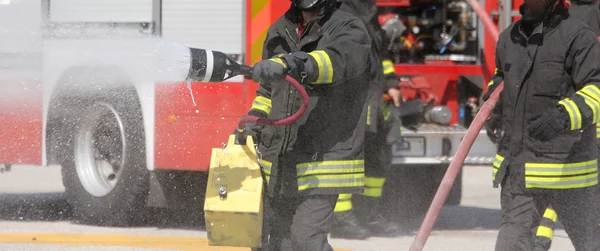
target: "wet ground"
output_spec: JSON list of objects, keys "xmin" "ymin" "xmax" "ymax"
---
[{"xmin": 0, "ymin": 165, "xmax": 574, "ymax": 251}]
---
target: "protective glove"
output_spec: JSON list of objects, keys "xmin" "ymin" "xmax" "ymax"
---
[
  {"xmin": 482, "ymin": 83, "xmax": 500, "ymax": 102},
  {"xmin": 281, "ymin": 52, "xmax": 312, "ymax": 84},
  {"xmin": 527, "ymin": 107, "xmax": 570, "ymax": 142},
  {"xmin": 252, "ymin": 59, "xmax": 288, "ymax": 83},
  {"xmin": 485, "ymin": 113, "xmax": 503, "ymax": 144},
  {"xmin": 242, "ymin": 122, "xmax": 264, "ymax": 144}
]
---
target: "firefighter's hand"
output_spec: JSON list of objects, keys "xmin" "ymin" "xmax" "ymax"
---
[
  {"xmin": 252, "ymin": 59, "xmax": 288, "ymax": 83},
  {"xmin": 528, "ymin": 107, "xmax": 570, "ymax": 142},
  {"xmin": 485, "ymin": 114, "xmax": 503, "ymax": 144},
  {"xmin": 482, "ymin": 83, "xmax": 499, "ymax": 102},
  {"xmin": 387, "ymin": 88, "xmax": 402, "ymax": 107}
]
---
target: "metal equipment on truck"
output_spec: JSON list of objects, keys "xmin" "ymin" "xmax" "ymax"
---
[{"xmin": 0, "ymin": 0, "xmax": 515, "ymax": 226}]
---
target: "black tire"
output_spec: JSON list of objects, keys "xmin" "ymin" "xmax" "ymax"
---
[{"xmin": 59, "ymin": 88, "xmax": 149, "ymax": 226}]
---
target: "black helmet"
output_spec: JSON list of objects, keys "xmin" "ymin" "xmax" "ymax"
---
[{"xmin": 292, "ymin": 0, "xmax": 336, "ymax": 11}]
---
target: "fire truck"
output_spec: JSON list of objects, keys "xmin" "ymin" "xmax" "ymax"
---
[{"xmin": 0, "ymin": 0, "xmax": 515, "ymax": 226}]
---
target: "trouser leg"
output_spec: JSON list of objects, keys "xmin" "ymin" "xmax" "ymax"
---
[
  {"xmin": 533, "ymin": 206, "xmax": 557, "ymax": 251},
  {"xmin": 549, "ymin": 186, "xmax": 600, "ymax": 251},
  {"xmin": 288, "ymin": 194, "xmax": 338, "ymax": 251},
  {"xmin": 495, "ymin": 173, "xmax": 547, "ymax": 251}
]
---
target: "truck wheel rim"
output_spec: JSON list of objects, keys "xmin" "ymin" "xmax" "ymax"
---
[{"xmin": 74, "ymin": 102, "xmax": 127, "ymax": 198}]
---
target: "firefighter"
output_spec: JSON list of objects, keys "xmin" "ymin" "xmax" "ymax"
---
[
  {"xmin": 481, "ymin": 0, "xmax": 600, "ymax": 249},
  {"xmin": 528, "ymin": 1, "xmax": 600, "ymax": 250},
  {"xmin": 327, "ymin": 0, "xmax": 404, "ymax": 240},
  {"xmin": 245, "ymin": 0, "xmax": 372, "ymax": 250}
]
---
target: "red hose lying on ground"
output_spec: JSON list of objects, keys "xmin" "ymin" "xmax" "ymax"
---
[
  {"xmin": 409, "ymin": 0, "xmax": 503, "ymax": 250},
  {"xmin": 237, "ymin": 75, "xmax": 309, "ymax": 129}
]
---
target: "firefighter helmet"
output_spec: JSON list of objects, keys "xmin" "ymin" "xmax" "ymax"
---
[{"xmin": 292, "ymin": 0, "xmax": 336, "ymax": 11}]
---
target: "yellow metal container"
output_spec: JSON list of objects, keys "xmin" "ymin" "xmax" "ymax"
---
[{"xmin": 204, "ymin": 134, "xmax": 264, "ymax": 248}]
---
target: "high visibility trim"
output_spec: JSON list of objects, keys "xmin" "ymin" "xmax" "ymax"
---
[
  {"xmin": 542, "ymin": 207, "xmax": 558, "ymax": 222},
  {"xmin": 492, "ymin": 154, "xmax": 504, "ymax": 179},
  {"xmin": 382, "ymin": 103, "xmax": 391, "ymax": 121},
  {"xmin": 559, "ymin": 99, "xmax": 582, "ymax": 130},
  {"xmin": 297, "ymin": 173, "xmax": 365, "ymax": 190},
  {"xmin": 363, "ymin": 187, "xmax": 383, "ymax": 197},
  {"xmin": 307, "ymin": 50, "xmax": 334, "ymax": 84},
  {"xmin": 261, "ymin": 160, "xmax": 272, "ymax": 182},
  {"xmin": 579, "ymin": 91, "xmax": 600, "ymax": 123},
  {"xmin": 525, "ymin": 172, "xmax": 598, "ymax": 189},
  {"xmin": 488, "ymin": 80, "xmax": 494, "ymax": 87},
  {"xmin": 495, "ymin": 68, "xmax": 502, "ymax": 74},
  {"xmin": 365, "ymin": 177, "xmax": 386, "ymax": 188},
  {"xmin": 367, "ymin": 105, "xmax": 371, "ymax": 126},
  {"xmin": 338, "ymin": 193, "xmax": 353, "ymax": 200},
  {"xmin": 536, "ymin": 226, "xmax": 554, "ymax": 240},
  {"xmin": 250, "ymin": 96, "xmax": 272, "ymax": 115},
  {"xmin": 382, "ymin": 60, "xmax": 395, "ymax": 75},
  {"xmin": 268, "ymin": 58, "xmax": 287, "ymax": 69},
  {"xmin": 296, "ymin": 160, "xmax": 365, "ymax": 177},
  {"xmin": 597, "ymin": 125, "xmax": 600, "ymax": 138},
  {"xmin": 334, "ymin": 194, "xmax": 353, "ymax": 212}
]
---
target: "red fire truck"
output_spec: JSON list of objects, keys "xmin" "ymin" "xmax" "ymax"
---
[{"xmin": 0, "ymin": 0, "xmax": 517, "ymax": 225}]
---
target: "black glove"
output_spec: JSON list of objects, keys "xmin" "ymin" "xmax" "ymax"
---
[
  {"xmin": 239, "ymin": 122, "xmax": 264, "ymax": 144},
  {"xmin": 281, "ymin": 52, "xmax": 312, "ymax": 84},
  {"xmin": 528, "ymin": 107, "xmax": 570, "ymax": 142},
  {"xmin": 252, "ymin": 59, "xmax": 288, "ymax": 83},
  {"xmin": 485, "ymin": 114, "xmax": 503, "ymax": 144},
  {"xmin": 482, "ymin": 83, "xmax": 500, "ymax": 102}
]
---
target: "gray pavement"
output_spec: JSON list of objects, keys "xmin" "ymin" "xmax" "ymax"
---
[{"xmin": 0, "ymin": 165, "xmax": 575, "ymax": 251}]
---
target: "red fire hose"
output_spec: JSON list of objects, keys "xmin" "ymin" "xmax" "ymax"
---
[
  {"xmin": 408, "ymin": 0, "xmax": 503, "ymax": 250},
  {"xmin": 237, "ymin": 75, "xmax": 309, "ymax": 130}
]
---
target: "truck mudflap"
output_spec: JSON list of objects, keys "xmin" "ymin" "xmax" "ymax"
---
[{"xmin": 390, "ymin": 123, "xmax": 496, "ymax": 165}]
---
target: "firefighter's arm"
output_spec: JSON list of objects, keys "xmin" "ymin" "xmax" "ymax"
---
[
  {"xmin": 559, "ymin": 28, "xmax": 600, "ymax": 131},
  {"xmin": 282, "ymin": 17, "xmax": 371, "ymax": 85},
  {"xmin": 247, "ymin": 31, "xmax": 278, "ymax": 119},
  {"xmin": 382, "ymin": 59, "xmax": 400, "ymax": 90}
]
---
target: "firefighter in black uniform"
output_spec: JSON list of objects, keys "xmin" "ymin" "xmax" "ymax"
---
[
  {"xmin": 482, "ymin": 0, "xmax": 600, "ymax": 249},
  {"xmin": 524, "ymin": 0, "xmax": 600, "ymax": 250},
  {"xmin": 328, "ymin": 0, "xmax": 404, "ymax": 240},
  {"xmin": 246, "ymin": 0, "xmax": 372, "ymax": 250}
]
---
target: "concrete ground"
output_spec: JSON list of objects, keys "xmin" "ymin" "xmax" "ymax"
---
[{"xmin": 0, "ymin": 165, "xmax": 575, "ymax": 251}]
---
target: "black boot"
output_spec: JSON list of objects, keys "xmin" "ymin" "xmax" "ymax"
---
[
  {"xmin": 356, "ymin": 195, "xmax": 405, "ymax": 237},
  {"xmin": 330, "ymin": 211, "xmax": 371, "ymax": 240}
]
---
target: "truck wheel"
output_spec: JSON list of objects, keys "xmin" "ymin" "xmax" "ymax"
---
[{"xmin": 60, "ymin": 94, "xmax": 148, "ymax": 226}]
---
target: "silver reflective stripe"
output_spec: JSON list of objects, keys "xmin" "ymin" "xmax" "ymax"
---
[
  {"xmin": 315, "ymin": 51, "xmax": 330, "ymax": 83},
  {"xmin": 297, "ymin": 177, "xmax": 364, "ymax": 188},
  {"xmin": 526, "ymin": 175, "xmax": 598, "ymax": 187},
  {"xmin": 203, "ymin": 50, "xmax": 214, "ymax": 82},
  {"xmin": 297, "ymin": 163, "xmax": 363, "ymax": 177}
]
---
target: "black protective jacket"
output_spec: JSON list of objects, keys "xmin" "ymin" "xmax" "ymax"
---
[
  {"xmin": 248, "ymin": 5, "xmax": 372, "ymax": 196},
  {"xmin": 489, "ymin": 10, "xmax": 600, "ymax": 190},
  {"xmin": 339, "ymin": 0, "xmax": 399, "ymax": 133},
  {"xmin": 571, "ymin": 0, "xmax": 600, "ymax": 34}
]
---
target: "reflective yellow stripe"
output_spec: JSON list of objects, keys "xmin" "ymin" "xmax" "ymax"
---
[
  {"xmin": 307, "ymin": 50, "xmax": 334, "ymax": 84},
  {"xmin": 367, "ymin": 105, "xmax": 371, "ymax": 126},
  {"xmin": 261, "ymin": 160, "xmax": 272, "ymax": 183},
  {"xmin": 579, "ymin": 85, "xmax": 600, "ymax": 123},
  {"xmin": 492, "ymin": 154, "xmax": 504, "ymax": 179},
  {"xmin": 543, "ymin": 207, "xmax": 558, "ymax": 222},
  {"xmin": 296, "ymin": 160, "xmax": 365, "ymax": 177},
  {"xmin": 382, "ymin": 60, "xmax": 395, "ymax": 75},
  {"xmin": 365, "ymin": 177, "xmax": 386, "ymax": 188},
  {"xmin": 268, "ymin": 58, "xmax": 287, "ymax": 69},
  {"xmin": 297, "ymin": 173, "xmax": 365, "ymax": 190},
  {"xmin": 487, "ymin": 80, "xmax": 494, "ymax": 87},
  {"xmin": 334, "ymin": 194, "xmax": 353, "ymax": 212},
  {"xmin": 363, "ymin": 177, "xmax": 386, "ymax": 198},
  {"xmin": 250, "ymin": 96, "xmax": 272, "ymax": 115},
  {"xmin": 382, "ymin": 103, "xmax": 391, "ymax": 121},
  {"xmin": 536, "ymin": 226, "xmax": 554, "ymax": 239},
  {"xmin": 597, "ymin": 125, "xmax": 600, "ymax": 138},
  {"xmin": 495, "ymin": 68, "xmax": 502, "ymax": 74},
  {"xmin": 559, "ymin": 99, "xmax": 582, "ymax": 130},
  {"xmin": 525, "ymin": 159, "xmax": 598, "ymax": 189}
]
